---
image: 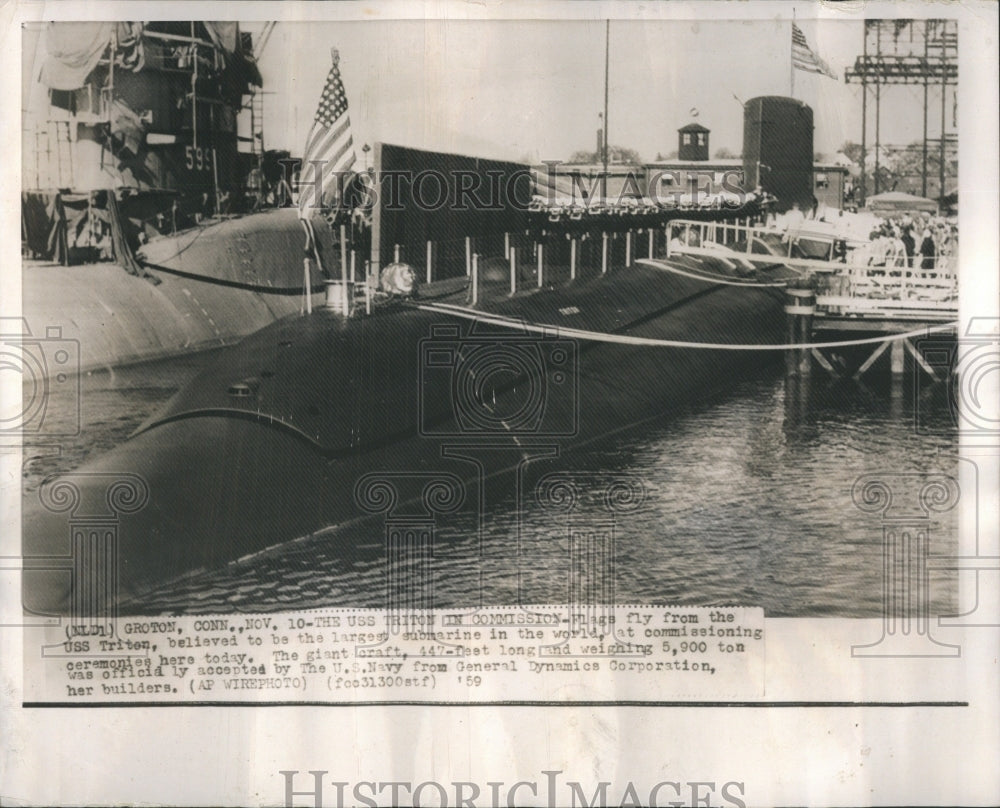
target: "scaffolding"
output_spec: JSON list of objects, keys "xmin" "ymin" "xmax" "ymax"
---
[{"xmin": 845, "ymin": 19, "xmax": 958, "ymax": 204}]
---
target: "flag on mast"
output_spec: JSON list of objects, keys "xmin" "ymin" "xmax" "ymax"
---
[
  {"xmin": 791, "ymin": 23, "xmax": 838, "ymax": 80},
  {"xmin": 298, "ymin": 48, "xmax": 357, "ymax": 218}
]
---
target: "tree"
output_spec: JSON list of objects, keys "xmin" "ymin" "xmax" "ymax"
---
[
  {"xmin": 713, "ymin": 147, "xmax": 739, "ymax": 159},
  {"xmin": 568, "ymin": 145, "xmax": 643, "ymax": 165},
  {"xmin": 840, "ymin": 140, "xmax": 957, "ymax": 199},
  {"xmin": 884, "ymin": 141, "xmax": 957, "ymax": 198},
  {"xmin": 840, "ymin": 141, "xmax": 864, "ymax": 165}
]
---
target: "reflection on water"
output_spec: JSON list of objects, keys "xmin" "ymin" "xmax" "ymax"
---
[{"xmin": 73, "ymin": 359, "xmax": 956, "ymax": 619}]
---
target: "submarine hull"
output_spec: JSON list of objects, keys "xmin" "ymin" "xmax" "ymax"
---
[
  {"xmin": 22, "ymin": 209, "xmax": 330, "ymax": 375},
  {"xmin": 23, "ymin": 259, "xmax": 785, "ymax": 615}
]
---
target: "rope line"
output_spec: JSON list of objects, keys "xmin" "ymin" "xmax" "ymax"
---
[
  {"xmin": 412, "ymin": 301, "xmax": 958, "ymax": 351},
  {"xmin": 636, "ymin": 258, "xmax": 789, "ymax": 288}
]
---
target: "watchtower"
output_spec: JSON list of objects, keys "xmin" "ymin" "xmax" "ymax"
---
[{"xmin": 677, "ymin": 123, "xmax": 710, "ymax": 161}]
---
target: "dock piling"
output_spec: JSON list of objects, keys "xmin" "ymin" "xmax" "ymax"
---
[
  {"xmin": 890, "ymin": 339, "xmax": 905, "ymax": 375},
  {"xmin": 784, "ymin": 286, "xmax": 816, "ymax": 376}
]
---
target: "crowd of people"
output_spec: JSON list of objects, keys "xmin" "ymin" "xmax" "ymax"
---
[{"xmin": 862, "ymin": 213, "xmax": 957, "ymax": 271}]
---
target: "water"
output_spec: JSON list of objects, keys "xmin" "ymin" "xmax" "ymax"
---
[
  {"xmin": 23, "ymin": 355, "xmax": 958, "ymax": 618},
  {"xmin": 21, "ymin": 349, "xmax": 227, "ymax": 492}
]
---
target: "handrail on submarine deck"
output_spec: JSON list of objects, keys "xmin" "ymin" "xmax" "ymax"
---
[{"xmin": 325, "ymin": 218, "xmax": 794, "ymax": 320}]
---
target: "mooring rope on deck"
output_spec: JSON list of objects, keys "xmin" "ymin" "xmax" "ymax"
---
[
  {"xmin": 413, "ymin": 300, "xmax": 958, "ymax": 351},
  {"xmin": 636, "ymin": 258, "xmax": 790, "ymax": 287}
]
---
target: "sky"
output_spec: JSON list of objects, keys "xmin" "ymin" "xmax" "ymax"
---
[{"xmin": 249, "ymin": 18, "xmax": 954, "ymax": 165}]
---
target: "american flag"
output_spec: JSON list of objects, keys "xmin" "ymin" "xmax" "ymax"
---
[
  {"xmin": 792, "ymin": 23, "xmax": 838, "ymax": 80},
  {"xmin": 298, "ymin": 50, "xmax": 356, "ymax": 218}
]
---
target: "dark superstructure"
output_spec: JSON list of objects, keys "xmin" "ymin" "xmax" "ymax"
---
[
  {"xmin": 20, "ymin": 22, "xmax": 331, "ymax": 374},
  {"xmin": 25, "ymin": 22, "xmax": 263, "ymax": 229}
]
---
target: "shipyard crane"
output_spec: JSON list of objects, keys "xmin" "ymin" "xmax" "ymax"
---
[{"xmin": 254, "ymin": 21, "xmax": 277, "ymax": 60}]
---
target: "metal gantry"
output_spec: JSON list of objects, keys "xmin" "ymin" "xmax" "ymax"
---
[{"xmin": 845, "ymin": 19, "xmax": 958, "ymax": 204}]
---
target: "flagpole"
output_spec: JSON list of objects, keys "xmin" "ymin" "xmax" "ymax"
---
[
  {"xmin": 602, "ymin": 19, "xmax": 609, "ymax": 201},
  {"xmin": 790, "ymin": 10, "xmax": 795, "ymax": 98}
]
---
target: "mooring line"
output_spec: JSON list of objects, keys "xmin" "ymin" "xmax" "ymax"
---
[
  {"xmin": 636, "ymin": 258, "xmax": 789, "ymax": 287},
  {"xmin": 412, "ymin": 301, "xmax": 957, "ymax": 351}
]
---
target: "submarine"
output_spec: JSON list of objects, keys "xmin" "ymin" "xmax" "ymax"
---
[{"xmin": 22, "ymin": 239, "xmax": 793, "ymax": 615}]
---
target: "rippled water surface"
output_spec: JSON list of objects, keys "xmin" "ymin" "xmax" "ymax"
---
[{"xmin": 24, "ymin": 349, "xmax": 958, "ymax": 618}]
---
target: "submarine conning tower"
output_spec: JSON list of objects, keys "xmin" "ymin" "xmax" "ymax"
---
[{"xmin": 742, "ymin": 96, "xmax": 814, "ymax": 213}]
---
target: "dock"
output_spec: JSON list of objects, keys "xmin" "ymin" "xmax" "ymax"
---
[{"xmin": 665, "ymin": 218, "xmax": 959, "ymax": 381}]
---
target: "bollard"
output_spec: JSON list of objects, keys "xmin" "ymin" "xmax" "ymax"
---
[
  {"xmin": 325, "ymin": 280, "xmax": 348, "ymax": 314},
  {"xmin": 509, "ymin": 245, "xmax": 517, "ymax": 295},
  {"xmin": 471, "ymin": 254, "xmax": 479, "ymax": 305},
  {"xmin": 648, "ymin": 228, "xmax": 654, "ymax": 259},
  {"xmin": 537, "ymin": 242, "xmax": 544, "ymax": 287},
  {"xmin": 570, "ymin": 237, "xmax": 577, "ymax": 280},
  {"xmin": 465, "ymin": 237, "xmax": 471, "ymax": 276},
  {"xmin": 601, "ymin": 232, "xmax": 608, "ymax": 274},
  {"xmin": 426, "ymin": 240, "xmax": 433, "ymax": 284}
]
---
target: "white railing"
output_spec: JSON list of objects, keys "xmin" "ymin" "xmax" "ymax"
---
[{"xmin": 664, "ymin": 219, "xmax": 777, "ymax": 259}]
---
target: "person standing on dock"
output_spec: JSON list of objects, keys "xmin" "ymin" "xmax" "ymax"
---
[
  {"xmin": 919, "ymin": 227, "xmax": 937, "ymax": 270},
  {"xmin": 901, "ymin": 225, "xmax": 916, "ymax": 268}
]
